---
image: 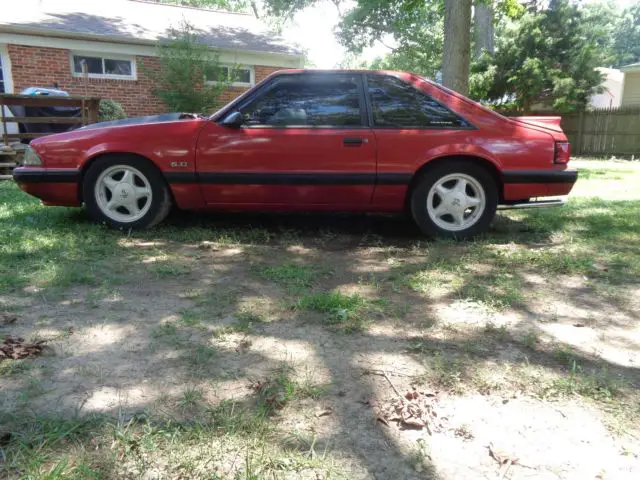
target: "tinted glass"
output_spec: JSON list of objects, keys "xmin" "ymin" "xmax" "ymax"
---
[
  {"xmin": 241, "ymin": 76, "xmax": 363, "ymax": 127},
  {"xmin": 73, "ymin": 56, "xmax": 103, "ymax": 74},
  {"xmin": 104, "ymin": 59, "xmax": 132, "ymax": 76},
  {"xmin": 0, "ymin": 56, "xmax": 4, "ymax": 93},
  {"xmin": 367, "ymin": 75, "xmax": 470, "ymax": 128}
]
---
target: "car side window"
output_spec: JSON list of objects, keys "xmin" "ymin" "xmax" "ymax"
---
[
  {"xmin": 240, "ymin": 75, "xmax": 364, "ymax": 127},
  {"xmin": 367, "ymin": 75, "xmax": 471, "ymax": 129}
]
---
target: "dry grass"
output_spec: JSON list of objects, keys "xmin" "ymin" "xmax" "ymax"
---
[{"xmin": 1, "ymin": 158, "xmax": 640, "ymax": 479}]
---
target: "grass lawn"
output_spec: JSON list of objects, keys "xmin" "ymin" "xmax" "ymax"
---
[{"xmin": 1, "ymin": 158, "xmax": 639, "ymax": 479}]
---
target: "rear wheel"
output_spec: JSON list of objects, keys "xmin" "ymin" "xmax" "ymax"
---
[
  {"xmin": 83, "ymin": 156, "xmax": 171, "ymax": 229},
  {"xmin": 410, "ymin": 161, "xmax": 498, "ymax": 239}
]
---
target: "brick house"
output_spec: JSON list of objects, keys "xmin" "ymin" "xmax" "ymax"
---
[{"xmin": 0, "ymin": 0, "xmax": 303, "ymax": 132}]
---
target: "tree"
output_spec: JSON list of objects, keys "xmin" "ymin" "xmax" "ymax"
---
[
  {"xmin": 474, "ymin": 2, "xmax": 494, "ymax": 58},
  {"xmin": 338, "ymin": 0, "xmax": 444, "ymax": 79},
  {"xmin": 612, "ymin": 3, "xmax": 640, "ymax": 67},
  {"xmin": 442, "ymin": 0, "xmax": 472, "ymax": 94},
  {"xmin": 148, "ymin": 21, "xmax": 229, "ymax": 113},
  {"xmin": 151, "ymin": 0, "xmax": 251, "ymax": 13},
  {"xmin": 264, "ymin": 0, "xmax": 478, "ymax": 92},
  {"xmin": 475, "ymin": 0, "xmax": 605, "ymax": 112}
]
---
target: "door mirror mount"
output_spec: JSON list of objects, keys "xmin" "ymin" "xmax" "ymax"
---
[{"xmin": 222, "ymin": 111, "xmax": 244, "ymax": 128}]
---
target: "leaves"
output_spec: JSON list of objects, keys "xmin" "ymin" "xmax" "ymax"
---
[
  {"xmin": 610, "ymin": 2, "xmax": 640, "ymax": 67},
  {"xmin": 148, "ymin": 20, "xmax": 230, "ymax": 113},
  {"xmin": 0, "ymin": 312, "xmax": 17, "ymax": 326},
  {"xmin": 154, "ymin": 0, "xmax": 250, "ymax": 14},
  {"xmin": 374, "ymin": 389, "xmax": 444, "ymax": 433},
  {"xmin": 0, "ymin": 337, "xmax": 46, "ymax": 361},
  {"xmin": 474, "ymin": 0, "xmax": 606, "ymax": 112}
]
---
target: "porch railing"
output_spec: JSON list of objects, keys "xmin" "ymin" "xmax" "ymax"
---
[{"xmin": 0, "ymin": 94, "xmax": 100, "ymax": 180}]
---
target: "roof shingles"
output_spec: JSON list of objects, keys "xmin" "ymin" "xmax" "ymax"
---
[{"xmin": 0, "ymin": 0, "xmax": 301, "ymax": 56}]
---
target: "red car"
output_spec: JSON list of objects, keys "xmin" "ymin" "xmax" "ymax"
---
[{"xmin": 13, "ymin": 70, "xmax": 576, "ymax": 238}]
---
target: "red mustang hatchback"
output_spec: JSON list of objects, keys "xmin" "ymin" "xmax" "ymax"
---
[{"xmin": 13, "ymin": 70, "xmax": 577, "ymax": 238}]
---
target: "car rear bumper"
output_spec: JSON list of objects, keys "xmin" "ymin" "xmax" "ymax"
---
[
  {"xmin": 502, "ymin": 169, "xmax": 578, "ymax": 184},
  {"xmin": 502, "ymin": 168, "xmax": 578, "ymax": 201},
  {"xmin": 13, "ymin": 167, "xmax": 81, "ymax": 206}
]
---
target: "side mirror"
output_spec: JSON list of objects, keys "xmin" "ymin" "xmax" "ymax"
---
[{"xmin": 222, "ymin": 111, "xmax": 244, "ymax": 128}]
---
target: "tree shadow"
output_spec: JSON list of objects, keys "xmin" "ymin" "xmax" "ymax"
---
[{"xmin": 2, "ymin": 187, "xmax": 640, "ymax": 477}]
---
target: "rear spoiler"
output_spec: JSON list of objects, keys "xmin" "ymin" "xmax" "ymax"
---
[{"xmin": 511, "ymin": 116, "xmax": 563, "ymax": 133}]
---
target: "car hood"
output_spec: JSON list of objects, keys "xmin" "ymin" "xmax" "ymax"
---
[{"xmin": 81, "ymin": 113, "xmax": 202, "ymax": 130}]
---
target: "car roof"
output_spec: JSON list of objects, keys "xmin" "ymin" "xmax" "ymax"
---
[
  {"xmin": 268, "ymin": 69, "xmax": 440, "ymax": 87},
  {"xmin": 272, "ymin": 69, "xmax": 413, "ymax": 77},
  {"xmin": 210, "ymin": 69, "xmax": 421, "ymax": 120}
]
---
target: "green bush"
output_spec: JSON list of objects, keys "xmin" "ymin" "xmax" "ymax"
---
[
  {"xmin": 98, "ymin": 100, "xmax": 127, "ymax": 122},
  {"xmin": 146, "ymin": 20, "xmax": 229, "ymax": 113}
]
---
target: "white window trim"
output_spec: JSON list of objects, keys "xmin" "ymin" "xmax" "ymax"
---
[
  {"xmin": 206, "ymin": 64, "xmax": 255, "ymax": 88},
  {"xmin": 0, "ymin": 44, "xmax": 14, "ymax": 93},
  {"xmin": 69, "ymin": 51, "xmax": 137, "ymax": 80}
]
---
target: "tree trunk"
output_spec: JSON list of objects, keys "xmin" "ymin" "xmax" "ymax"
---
[
  {"xmin": 474, "ymin": 1, "xmax": 494, "ymax": 58},
  {"xmin": 442, "ymin": 0, "xmax": 472, "ymax": 95}
]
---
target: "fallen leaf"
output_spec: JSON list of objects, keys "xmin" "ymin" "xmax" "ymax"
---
[
  {"xmin": 405, "ymin": 391, "xmax": 419, "ymax": 400},
  {"xmin": 376, "ymin": 416, "xmax": 390, "ymax": 427},
  {"xmin": 488, "ymin": 443, "xmax": 519, "ymax": 466},
  {"xmin": 235, "ymin": 339, "xmax": 252, "ymax": 352},
  {"xmin": 0, "ymin": 313, "xmax": 17, "ymax": 326},
  {"xmin": 197, "ymin": 241, "xmax": 219, "ymax": 250},
  {"xmin": 0, "ymin": 337, "xmax": 46, "ymax": 361},
  {"xmin": 315, "ymin": 408, "xmax": 333, "ymax": 418},
  {"xmin": 402, "ymin": 417, "xmax": 426, "ymax": 428}
]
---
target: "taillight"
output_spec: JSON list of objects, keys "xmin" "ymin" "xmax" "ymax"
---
[{"xmin": 555, "ymin": 142, "xmax": 571, "ymax": 164}]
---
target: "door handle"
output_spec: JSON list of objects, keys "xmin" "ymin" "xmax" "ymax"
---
[{"xmin": 343, "ymin": 137, "xmax": 364, "ymax": 146}]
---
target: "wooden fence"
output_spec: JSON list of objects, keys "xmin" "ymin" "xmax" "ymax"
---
[{"xmin": 557, "ymin": 107, "xmax": 640, "ymax": 157}]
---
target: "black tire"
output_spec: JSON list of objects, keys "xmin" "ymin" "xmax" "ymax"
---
[
  {"xmin": 83, "ymin": 155, "xmax": 172, "ymax": 229},
  {"xmin": 410, "ymin": 161, "xmax": 498, "ymax": 239}
]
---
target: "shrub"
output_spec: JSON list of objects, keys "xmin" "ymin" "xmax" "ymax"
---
[
  {"xmin": 147, "ymin": 20, "xmax": 230, "ymax": 113},
  {"xmin": 98, "ymin": 100, "xmax": 127, "ymax": 122}
]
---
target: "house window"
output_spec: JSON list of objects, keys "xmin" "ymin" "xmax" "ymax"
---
[
  {"xmin": 71, "ymin": 53, "xmax": 136, "ymax": 79},
  {"xmin": 207, "ymin": 65, "xmax": 254, "ymax": 87}
]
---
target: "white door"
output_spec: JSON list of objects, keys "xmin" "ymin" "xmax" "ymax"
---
[{"xmin": 0, "ymin": 45, "xmax": 18, "ymax": 135}]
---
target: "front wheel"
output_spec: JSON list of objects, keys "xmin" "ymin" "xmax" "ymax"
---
[
  {"xmin": 83, "ymin": 156, "xmax": 172, "ymax": 229},
  {"xmin": 410, "ymin": 161, "xmax": 498, "ymax": 239}
]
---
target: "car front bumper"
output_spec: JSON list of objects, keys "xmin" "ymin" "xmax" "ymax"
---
[{"xmin": 13, "ymin": 167, "xmax": 82, "ymax": 206}]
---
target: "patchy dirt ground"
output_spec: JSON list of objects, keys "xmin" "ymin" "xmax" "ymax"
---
[{"xmin": 1, "ymin": 160, "xmax": 640, "ymax": 479}]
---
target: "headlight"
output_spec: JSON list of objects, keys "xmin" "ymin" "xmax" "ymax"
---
[{"xmin": 22, "ymin": 147, "xmax": 43, "ymax": 166}]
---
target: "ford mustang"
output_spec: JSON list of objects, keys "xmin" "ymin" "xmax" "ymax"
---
[{"xmin": 13, "ymin": 70, "xmax": 577, "ymax": 238}]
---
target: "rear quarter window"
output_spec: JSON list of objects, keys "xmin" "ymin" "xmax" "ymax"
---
[{"xmin": 367, "ymin": 75, "xmax": 472, "ymax": 129}]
